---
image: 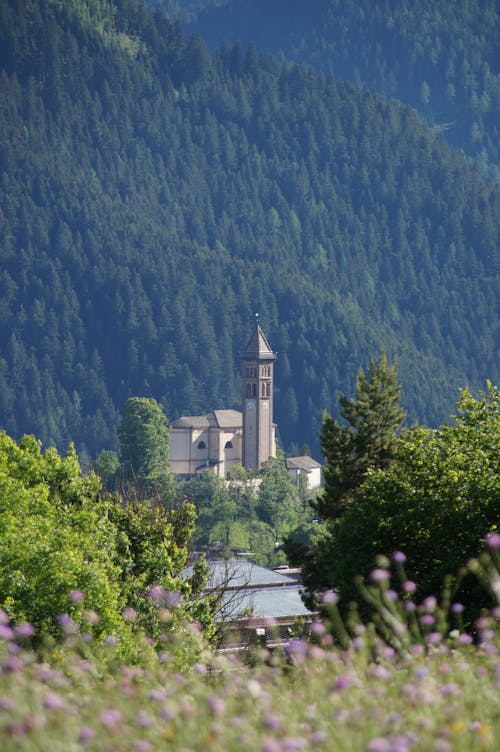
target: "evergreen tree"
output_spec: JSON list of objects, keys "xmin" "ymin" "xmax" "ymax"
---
[{"xmin": 314, "ymin": 354, "xmax": 406, "ymax": 520}]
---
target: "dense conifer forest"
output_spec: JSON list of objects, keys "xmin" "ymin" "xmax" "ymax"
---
[
  {"xmin": 185, "ymin": 0, "xmax": 500, "ymax": 183},
  {"xmin": 0, "ymin": 0, "xmax": 498, "ymax": 461}
]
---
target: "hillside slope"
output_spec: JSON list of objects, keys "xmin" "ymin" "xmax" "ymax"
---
[
  {"xmin": 0, "ymin": 0, "xmax": 498, "ymax": 460},
  {"xmin": 185, "ymin": 0, "xmax": 500, "ymax": 183}
]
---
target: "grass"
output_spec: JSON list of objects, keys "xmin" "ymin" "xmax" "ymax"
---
[
  {"xmin": 1, "ymin": 617, "xmax": 498, "ymax": 750},
  {"xmin": 0, "ymin": 544, "xmax": 498, "ymax": 751}
]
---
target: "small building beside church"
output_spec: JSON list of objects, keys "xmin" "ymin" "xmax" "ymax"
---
[{"xmin": 285, "ymin": 455, "xmax": 322, "ymax": 490}]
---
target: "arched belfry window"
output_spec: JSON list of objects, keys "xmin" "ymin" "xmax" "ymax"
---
[
  {"xmin": 197, "ymin": 440, "xmax": 206, "ymax": 450},
  {"xmin": 225, "ymin": 441, "xmax": 233, "ymax": 449}
]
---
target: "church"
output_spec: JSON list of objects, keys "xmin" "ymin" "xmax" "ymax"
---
[{"xmin": 169, "ymin": 320, "xmax": 277, "ymax": 478}]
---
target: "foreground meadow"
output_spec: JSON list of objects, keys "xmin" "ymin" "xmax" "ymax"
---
[{"xmin": 0, "ymin": 593, "xmax": 498, "ymax": 752}]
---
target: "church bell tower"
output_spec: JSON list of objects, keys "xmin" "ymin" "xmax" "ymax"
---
[{"xmin": 242, "ymin": 317, "xmax": 277, "ymax": 470}]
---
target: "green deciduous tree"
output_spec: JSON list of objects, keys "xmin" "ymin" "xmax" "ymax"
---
[
  {"xmin": 117, "ymin": 397, "xmax": 173, "ymax": 495},
  {"xmin": 0, "ymin": 430, "xmax": 214, "ymax": 660},
  {"xmin": 258, "ymin": 455, "xmax": 299, "ymax": 536},
  {"xmin": 315, "ymin": 353, "xmax": 406, "ymax": 520},
  {"xmin": 300, "ymin": 383, "xmax": 500, "ymax": 618},
  {"xmin": 94, "ymin": 448, "xmax": 120, "ymax": 490}
]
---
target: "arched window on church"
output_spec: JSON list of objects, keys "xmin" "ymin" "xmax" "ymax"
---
[
  {"xmin": 225, "ymin": 441, "xmax": 233, "ymax": 449},
  {"xmin": 197, "ymin": 440, "xmax": 206, "ymax": 450}
]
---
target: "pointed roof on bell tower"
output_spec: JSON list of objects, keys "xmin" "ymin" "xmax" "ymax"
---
[{"xmin": 242, "ymin": 315, "xmax": 277, "ymax": 360}]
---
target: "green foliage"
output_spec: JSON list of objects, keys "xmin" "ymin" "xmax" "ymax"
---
[
  {"xmin": 315, "ymin": 354, "xmax": 406, "ymax": 520},
  {"xmin": 257, "ymin": 456, "xmax": 299, "ymax": 535},
  {"xmin": 188, "ymin": 0, "xmax": 500, "ymax": 181},
  {"xmin": 181, "ymin": 457, "xmax": 302, "ymax": 564},
  {"xmin": 0, "ymin": 430, "xmax": 215, "ymax": 660},
  {"xmin": 94, "ymin": 448, "xmax": 120, "ymax": 490},
  {"xmin": 117, "ymin": 397, "xmax": 173, "ymax": 494},
  {"xmin": 0, "ymin": 432, "xmax": 125, "ymax": 639},
  {"xmin": 300, "ymin": 383, "xmax": 500, "ymax": 617},
  {"xmin": 0, "ymin": 0, "xmax": 498, "ymax": 463}
]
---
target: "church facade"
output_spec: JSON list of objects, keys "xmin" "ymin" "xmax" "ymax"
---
[{"xmin": 169, "ymin": 321, "xmax": 277, "ymax": 478}]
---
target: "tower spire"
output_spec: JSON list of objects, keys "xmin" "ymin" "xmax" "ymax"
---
[{"xmin": 241, "ymin": 320, "xmax": 277, "ymax": 470}]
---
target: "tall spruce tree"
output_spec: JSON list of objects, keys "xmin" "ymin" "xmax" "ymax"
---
[{"xmin": 314, "ymin": 354, "xmax": 406, "ymax": 520}]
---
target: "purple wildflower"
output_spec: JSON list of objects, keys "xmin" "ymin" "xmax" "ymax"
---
[
  {"xmin": 14, "ymin": 622, "xmax": 34, "ymax": 639},
  {"xmin": 43, "ymin": 692, "xmax": 65, "ymax": 710},
  {"xmin": 207, "ymin": 695, "xmax": 226, "ymax": 717},
  {"xmin": 147, "ymin": 584, "xmax": 167, "ymax": 604},
  {"xmin": 332, "ymin": 674, "xmax": 353, "ymax": 692},
  {"xmin": 321, "ymin": 589, "xmax": 339, "ymax": 605},
  {"xmin": 367, "ymin": 737, "xmax": 392, "ymax": 752},
  {"xmin": 485, "ymin": 531, "xmax": 500, "ymax": 549},
  {"xmin": 451, "ymin": 602, "xmax": 464, "ymax": 613},
  {"xmin": 427, "ymin": 632, "xmax": 442, "ymax": 645},
  {"xmin": 420, "ymin": 614, "xmax": 435, "ymax": 627},
  {"xmin": 121, "ymin": 607, "xmax": 137, "ymax": 622},
  {"xmin": 165, "ymin": 590, "xmax": 183, "ymax": 607},
  {"xmin": 370, "ymin": 568, "xmax": 390, "ymax": 583},
  {"xmin": 392, "ymin": 734, "xmax": 417, "ymax": 752},
  {"xmin": 149, "ymin": 689, "xmax": 165, "ymax": 703},
  {"xmin": 134, "ymin": 743, "xmax": 152, "ymax": 752},
  {"xmin": 68, "ymin": 589, "xmax": 85, "ymax": 603},
  {"xmin": 7, "ymin": 722, "xmax": 26, "ymax": 737},
  {"xmin": 370, "ymin": 664, "xmax": 391, "ymax": 680},
  {"xmin": 77, "ymin": 726, "xmax": 96, "ymax": 745},
  {"xmin": 136, "ymin": 710, "xmax": 154, "ymax": 728},
  {"xmin": 0, "ymin": 696, "xmax": 15, "ymax": 711},
  {"xmin": 381, "ymin": 646, "xmax": 396, "ymax": 662},
  {"xmin": 414, "ymin": 666, "xmax": 428, "ymax": 681},
  {"xmin": 262, "ymin": 739, "xmax": 281, "ymax": 752},
  {"xmin": 264, "ymin": 715, "xmax": 281, "ymax": 731},
  {"xmin": 99, "ymin": 709, "xmax": 122, "ymax": 727},
  {"xmin": 58, "ymin": 614, "xmax": 78, "ymax": 634},
  {"xmin": 439, "ymin": 683, "xmax": 460, "ymax": 697},
  {"xmin": 422, "ymin": 596, "xmax": 437, "ymax": 612},
  {"xmin": 402, "ymin": 580, "xmax": 417, "ymax": 594},
  {"xmin": 392, "ymin": 551, "xmax": 407, "ymax": 563},
  {"xmin": 282, "ymin": 737, "xmax": 306, "ymax": 751},
  {"xmin": 0, "ymin": 624, "xmax": 14, "ymax": 640},
  {"xmin": 311, "ymin": 621, "xmax": 326, "ymax": 637},
  {"xmin": 285, "ymin": 638, "xmax": 308, "ymax": 659},
  {"xmin": 2, "ymin": 655, "xmax": 23, "ymax": 672},
  {"xmin": 160, "ymin": 707, "xmax": 174, "ymax": 721}
]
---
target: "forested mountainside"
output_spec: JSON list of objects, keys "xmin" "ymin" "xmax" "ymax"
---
[
  {"xmin": 185, "ymin": 0, "xmax": 500, "ymax": 183},
  {"xmin": 0, "ymin": 0, "xmax": 498, "ymax": 462}
]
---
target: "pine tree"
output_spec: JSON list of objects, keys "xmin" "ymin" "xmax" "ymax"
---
[{"xmin": 314, "ymin": 353, "xmax": 406, "ymax": 520}]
